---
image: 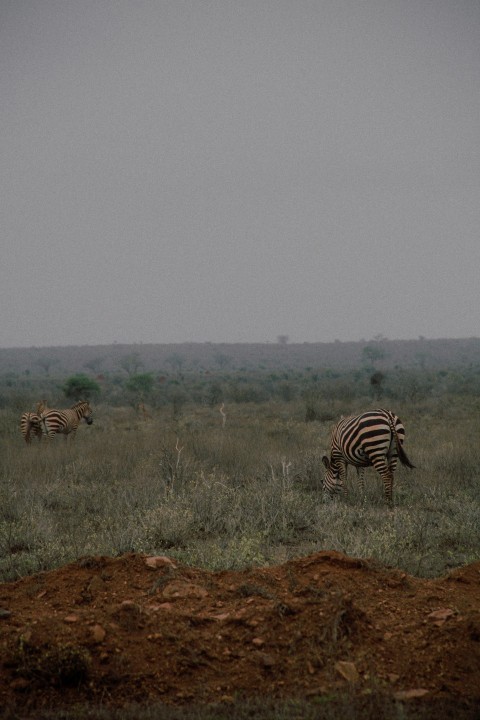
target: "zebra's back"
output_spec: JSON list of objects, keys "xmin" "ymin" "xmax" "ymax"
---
[{"xmin": 332, "ymin": 409, "xmax": 404, "ymax": 467}]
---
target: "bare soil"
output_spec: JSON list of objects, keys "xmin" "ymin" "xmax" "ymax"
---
[{"xmin": 1, "ymin": 551, "xmax": 479, "ymax": 715}]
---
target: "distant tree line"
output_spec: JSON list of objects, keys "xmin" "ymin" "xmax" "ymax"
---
[{"xmin": 2, "ymin": 362, "xmax": 480, "ymax": 415}]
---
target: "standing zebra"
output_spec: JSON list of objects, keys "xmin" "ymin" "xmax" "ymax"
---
[
  {"xmin": 20, "ymin": 412, "xmax": 43, "ymax": 444},
  {"xmin": 40, "ymin": 400, "xmax": 93, "ymax": 441},
  {"xmin": 322, "ymin": 409, "xmax": 415, "ymax": 505}
]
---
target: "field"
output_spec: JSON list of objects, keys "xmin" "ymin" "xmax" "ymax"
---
[{"xmin": 1, "ymin": 389, "xmax": 480, "ymax": 718}]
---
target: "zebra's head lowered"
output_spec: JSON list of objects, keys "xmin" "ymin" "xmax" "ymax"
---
[{"xmin": 321, "ymin": 455, "xmax": 342, "ymax": 496}]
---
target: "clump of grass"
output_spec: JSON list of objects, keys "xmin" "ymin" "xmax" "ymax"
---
[
  {"xmin": 11, "ymin": 635, "xmax": 91, "ymax": 687},
  {"xmin": 171, "ymin": 534, "xmax": 267, "ymax": 572}
]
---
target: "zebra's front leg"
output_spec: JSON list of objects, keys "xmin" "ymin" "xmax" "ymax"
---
[{"xmin": 338, "ymin": 463, "xmax": 348, "ymax": 498}]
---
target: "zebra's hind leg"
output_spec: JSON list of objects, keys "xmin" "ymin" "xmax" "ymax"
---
[
  {"xmin": 388, "ymin": 455, "xmax": 398, "ymax": 473},
  {"xmin": 356, "ymin": 467, "xmax": 366, "ymax": 502},
  {"xmin": 372, "ymin": 459, "xmax": 394, "ymax": 507},
  {"xmin": 381, "ymin": 470, "xmax": 394, "ymax": 507}
]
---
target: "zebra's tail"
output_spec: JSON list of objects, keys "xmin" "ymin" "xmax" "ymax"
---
[
  {"xmin": 396, "ymin": 438, "xmax": 415, "ymax": 469},
  {"xmin": 387, "ymin": 411, "xmax": 416, "ymax": 469}
]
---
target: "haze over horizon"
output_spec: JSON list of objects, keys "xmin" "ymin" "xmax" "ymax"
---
[
  {"xmin": 1, "ymin": 1, "xmax": 479, "ymax": 349},
  {"xmin": 1, "ymin": 334, "xmax": 480, "ymax": 353}
]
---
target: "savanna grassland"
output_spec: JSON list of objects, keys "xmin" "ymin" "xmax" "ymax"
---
[
  {"xmin": 1, "ymin": 393, "xmax": 480, "ymax": 584},
  {"xmin": 1, "ymin": 354, "xmax": 480, "ymax": 719}
]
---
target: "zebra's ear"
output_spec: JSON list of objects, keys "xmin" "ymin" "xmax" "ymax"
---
[{"xmin": 321, "ymin": 455, "xmax": 330, "ymax": 469}]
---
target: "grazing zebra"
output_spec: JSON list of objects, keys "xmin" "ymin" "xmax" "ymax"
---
[
  {"xmin": 322, "ymin": 409, "xmax": 415, "ymax": 505},
  {"xmin": 40, "ymin": 400, "xmax": 93, "ymax": 441},
  {"xmin": 20, "ymin": 412, "xmax": 43, "ymax": 444}
]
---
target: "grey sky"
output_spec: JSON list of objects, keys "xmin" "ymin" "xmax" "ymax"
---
[{"xmin": 1, "ymin": 0, "xmax": 479, "ymax": 347}]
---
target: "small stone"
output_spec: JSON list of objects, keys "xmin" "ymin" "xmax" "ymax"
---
[
  {"xmin": 427, "ymin": 608, "xmax": 454, "ymax": 626},
  {"xmin": 394, "ymin": 688, "xmax": 430, "ymax": 700},
  {"xmin": 64, "ymin": 613, "xmax": 80, "ymax": 623},
  {"xmin": 156, "ymin": 602, "xmax": 174, "ymax": 610},
  {"xmin": 252, "ymin": 637, "xmax": 265, "ymax": 647},
  {"xmin": 145, "ymin": 555, "xmax": 176, "ymax": 569},
  {"xmin": 10, "ymin": 678, "xmax": 30, "ymax": 691},
  {"xmin": 146, "ymin": 603, "xmax": 163, "ymax": 612},
  {"xmin": 162, "ymin": 581, "xmax": 208, "ymax": 599},
  {"xmin": 260, "ymin": 653, "xmax": 275, "ymax": 668},
  {"xmin": 91, "ymin": 624, "xmax": 106, "ymax": 643},
  {"xmin": 335, "ymin": 661, "xmax": 360, "ymax": 683},
  {"xmin": 113, "ymin": 601, "xmax": 144, "ymax": 629}
]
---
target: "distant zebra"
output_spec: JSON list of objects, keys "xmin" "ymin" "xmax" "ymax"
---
[
  {"xmin": 20, "ymin": 412, "xmax": 43, "ymax": 444},
  {"xmin": 40, "ymin": 400, "xmax": 93, "ymax": 441},
  {"xmin": 322, "ymin": 409, "xmax": 415, "ymax": 505}
]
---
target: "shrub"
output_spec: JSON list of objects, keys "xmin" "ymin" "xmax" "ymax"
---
[{"xmin": 63, "ymin": 374, "xmax": 101, "ymax": 401}]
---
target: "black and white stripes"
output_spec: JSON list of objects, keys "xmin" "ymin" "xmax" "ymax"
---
[
  {"xmin": 40, "ymin": 401, "xmax": 93, "ymax": 441},
  {"xmin": 20, "ymin": 412, "xmax": 43, "ymax": 444},
  {"xmin": 322, "ymin": 409, "xmax": 415, "ymax": 505}
]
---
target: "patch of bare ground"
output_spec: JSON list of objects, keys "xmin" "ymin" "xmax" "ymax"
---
[{"xmin": 1, "ymin": 551, "xmax": 479, "ymax": 716}]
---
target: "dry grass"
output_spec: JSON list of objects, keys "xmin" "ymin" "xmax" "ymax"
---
[{"xmin": 1, "ymin": 396, "xmax": 479, "ymax": 582}]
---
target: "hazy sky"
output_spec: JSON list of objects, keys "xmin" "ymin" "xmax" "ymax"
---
[{"xmin": 1, "ymin": 0, "xmax": 479, "ymax": 347}]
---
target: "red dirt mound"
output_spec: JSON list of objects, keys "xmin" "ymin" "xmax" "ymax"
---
[{"xmin": 1, "ymin": 551, "xmax": 479, "ymax": 714}]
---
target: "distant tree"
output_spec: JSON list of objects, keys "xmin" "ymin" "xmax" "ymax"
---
[
  {"xmin": 120, "ymin": 353, "xmax": 143, "ymax": 376},
  {"xmin": 125, "ymin": 373, "xmax": 155, "ymax": 399},
  {"xmin": 166, "ymin": 353, "xmax": 184, "ymax": 374},
  {"xmin": 305, "ymin": 405, "xmax": 317, "ymax": 422},
  {"xmin": 35, "ymin": 357, "xmax": 59, "ymax": 376},
  {"xmin": 370, "ymin": 371, "xmax": 385, "ymax": 400},
  {"xmin": 213, "ymin": 352, "xmax": 231, "ymax": 369},
  {"xmin": 83, "ymin": 356, "xmax": 105, "ymax": 374},
  {"xmin": 207, "ymin": 381, "xmax": 223, "ymax": 407},
  {"xmin": 63, "ymin": 374, "xmax": 101, "ymax": 401},
  {"xmin": 170, "ymin": 388, "xmax": 187, "ymax": 418},
  {"xmin": 278, "ymin": 381, "xmax": 295, "ymax": 402},
  {"xmin": 362, "ymin": 345, "xmax": 385, "ymax": 368},
  {"xmin": 277, "ymin": 335, "xmax": 289, "ymax": 345},
  {"xmin": 414, "ymin": 352, "xmax": 428, "ymax": 370}
]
